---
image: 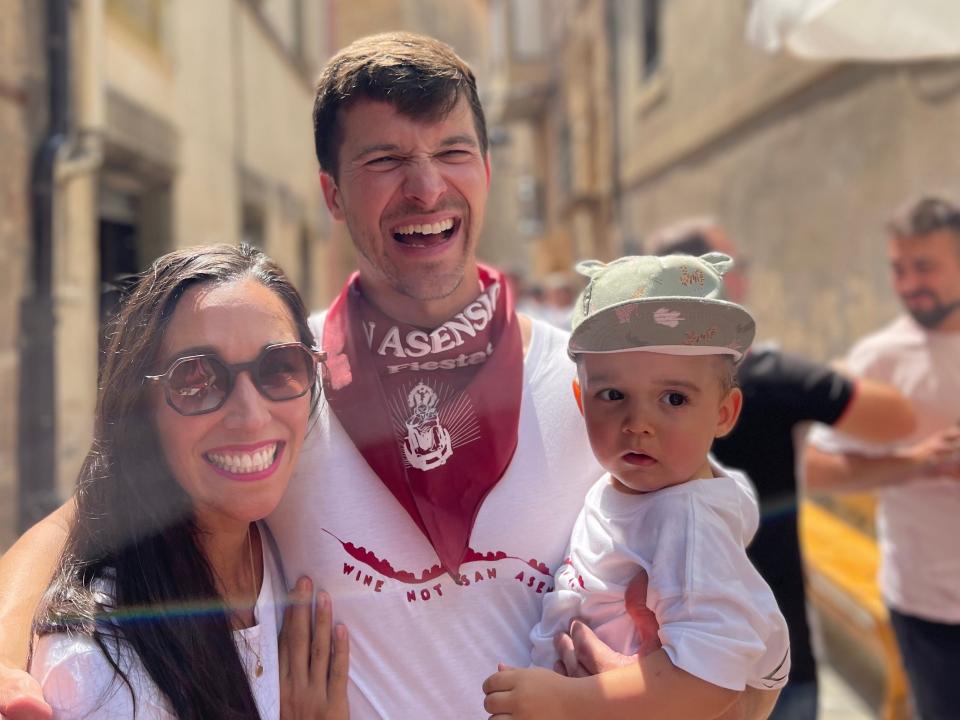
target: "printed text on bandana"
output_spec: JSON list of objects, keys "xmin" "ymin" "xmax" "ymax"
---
[{"xmin": 363, "ymin": 282, "xmax": 501, "ymax": 374}]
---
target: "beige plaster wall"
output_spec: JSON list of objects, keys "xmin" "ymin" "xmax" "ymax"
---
[
  {"xmin": 0, "ymin": 0, "xmax": 39, "ymax": 547},
  {"xmin": 169, "ymin": 0, "xmax": 240, "ymax": 247},
  {"xmin": 620, "ymin": 59, "xmax": 960, "ymax": 362},
  {"xmin": 103, "ymin": 7, "xmax": 176, "ymax": 124},
  {"xmin": 235, "ymin": 5, "xmax": 324, "ymax": 284},
  {"xmin": 53, "ymin": 173, "xmax": 100, "ymax": 496}
]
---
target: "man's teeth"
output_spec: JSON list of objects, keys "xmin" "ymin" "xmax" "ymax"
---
[
  {"xmin": 206, "ymin": 444, "xmax": 278, "ymax": 474},
  {"xmin": 395, "ymin": 218, "xmax": 455, "ymax": 236}
]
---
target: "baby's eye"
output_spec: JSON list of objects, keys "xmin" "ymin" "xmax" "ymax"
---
[
  {"xmin": 597, "ymin": 388, "xmax": 625, "ymax": 401},
  {"xmin": 661, "ymin": 392, "xmax": 688, "ymax": 407}
]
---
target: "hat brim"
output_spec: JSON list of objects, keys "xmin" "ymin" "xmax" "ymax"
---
[{"xmin": 568, "ymin": 296, "xmax": 755, "ymax": 361}]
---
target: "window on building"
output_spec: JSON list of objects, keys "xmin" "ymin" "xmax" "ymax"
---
[
  {"xmin": 98, "ymin": 185, "xmax": 141, "ymax": 360},
  {"xmin": 558, "ymin": 121, "xmax": 572, "ymax": 200},
  {"xmin": 256, "ymin": 0, "xmax": 306, "ymax": 58},
  {"xmin": 510, "ymin": 0, "xmax": 546, "ymax": 60},
  {"xmin": 490, "ymin": 0, "xmax": 508, "ymax": 69},
  {"xmin": 640, "ymin": 0, "xmax": 662, "ymax": 79},
  {"xmin": 517, "ymin": 175, "xmax": 545, "ymax": 238},
  {"xmin": 298, "ymin": 225, "xmax": 312, "ymax": 306},
  {"xmin": 291, "ymin": 0, "xmax": 304, "ymax": 58},
  {"xmin": 106, "ymin": 0, "xmax": 167, "ymax": 52}
]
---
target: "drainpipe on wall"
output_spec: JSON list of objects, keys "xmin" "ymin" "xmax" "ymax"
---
[
  {"xmin": 18, "ymin": 0, "xmax": 104, "ymax": 532},
  {"xmin": 18, "ymin": 0, "xmax": 70, "ymax": 531},
  {"xmin": 57, "ymin": 0, "xmax": 104, "ymax": 184},
  {"xmin": 605, "ymin": 0, "xmax": 625, "ymax": 255}
]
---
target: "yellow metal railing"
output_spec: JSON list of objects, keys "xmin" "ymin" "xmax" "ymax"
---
[{"xmin": 800, "ymin": 499, "xmax": 908, "ymax": 720}]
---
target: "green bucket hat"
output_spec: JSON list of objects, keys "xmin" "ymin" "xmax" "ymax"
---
[{"xmin": 568, "ymin": 253, "xmax": 755, "ymax": 360}]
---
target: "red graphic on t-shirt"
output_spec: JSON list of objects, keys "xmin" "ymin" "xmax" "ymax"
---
[
  {"xmin": 322, "ymin": 528, "xmax": 551, "ymax": 585},
  {"xmin": 559, "ymin": 557, "xmax": 585, "ymax": 589}
]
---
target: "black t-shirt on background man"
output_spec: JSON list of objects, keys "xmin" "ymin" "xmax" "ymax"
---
[{"xmin": 712, "ymin": 345, "xmax": 854, "ymax": 685}]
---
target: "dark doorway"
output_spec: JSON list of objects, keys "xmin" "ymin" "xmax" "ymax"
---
[{"xmin": 98, "ymin": 218, "xmax": 140, "ymax": 345}]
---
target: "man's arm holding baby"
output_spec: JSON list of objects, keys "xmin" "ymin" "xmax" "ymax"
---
[
  {"xmin": 0, "ymin": 501, "xmax": 74, "ymax": 720},
  {"xmin": 557, "ymin": 622, "xmax": 777, "ymax": 719},
  {"xmin": 484, "ymin": 570, "xmax": 779, "ymax": 720},
  {"xmin": 483, "ymin": 645, "xmax": 742, "ymax": 720}
]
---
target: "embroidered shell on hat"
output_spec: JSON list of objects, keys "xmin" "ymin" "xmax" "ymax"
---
[{"xmin": 653, "ymin": 308, "xmax": 684, "ymax": 328}]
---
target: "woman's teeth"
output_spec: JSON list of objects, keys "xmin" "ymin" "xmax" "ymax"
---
[{"xmin": 206, "ymin": 444, "xmax": 278, "ymax": 474}]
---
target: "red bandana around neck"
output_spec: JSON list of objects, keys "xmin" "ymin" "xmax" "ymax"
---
[{"xmin": 322, "ymin": 265, "xmax": 523, "ymax": 579}]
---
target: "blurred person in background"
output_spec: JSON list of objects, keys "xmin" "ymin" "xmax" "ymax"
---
[
  {"xmin": 538, "ymin": 271, "xmax": 579, "ymax": 330},
  {"xmin": 504, "ymin": 267, "xmax": 546, "ymax": 320},
  {"xmin": 804, "ymin": 196, "xmax": 960, "ymax": 720},
  {"xmin": 652, "ymin": 217, "xmax": 917, "ymax": 720}
]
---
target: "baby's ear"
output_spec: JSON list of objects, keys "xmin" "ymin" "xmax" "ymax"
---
[
  {"xmin": 716, "ymin": 386, "xmax": 743, "ymax": 437},
  {"xmin": 700, "ymin": 252, "xmax": 734, "ymax": 275},
  {"xmin": 572, "ymin": 378, "xmax": 584, "ymax": 415},
  {"xmin": 574, "ymin": 259, "xmax": 606, "ymax": 279}
]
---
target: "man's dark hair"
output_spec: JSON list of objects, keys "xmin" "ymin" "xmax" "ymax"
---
[
  {"xmin": 653, "ymin": 232, "xmax": 711, "ymax": 257},
  {"xmin": 648, "ymin": 216, "xmax": 717, "ymax": 257},
  {"xmin": 888, "ymin": 195, "xmax": 960, "ymax": 253},
  {"xmin": 312, "ymin": 32, "xmax": 488, "ymax": 177}
]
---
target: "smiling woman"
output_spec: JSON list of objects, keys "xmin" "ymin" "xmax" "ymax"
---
[
  {"xmin": 149, "ymin": 278, "xmax": 317, "ymax": 537},
  {"xmin": 26, "ymin": 244, "xmax": 347, "ymax": 720}
]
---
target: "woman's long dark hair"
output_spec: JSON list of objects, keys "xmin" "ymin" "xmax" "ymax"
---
[{"xmin": 33, "ymin": 244, "xmax": 317, "ymax": 720}]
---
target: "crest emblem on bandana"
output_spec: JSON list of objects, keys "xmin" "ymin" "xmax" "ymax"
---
[
  {"xmin": 391, "ymin": 380, "xmax": 481, "ymax": 472},
  {"xmin": 402, "ymin": 382, "xmax": 452, "ymax": 470}
]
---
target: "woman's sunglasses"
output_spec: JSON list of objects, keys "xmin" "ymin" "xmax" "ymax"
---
[{"xmin": 145, "ymin": 342, "xmax": 325, "ymax": 417}]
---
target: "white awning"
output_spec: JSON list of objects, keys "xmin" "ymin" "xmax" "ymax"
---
[{"xmin": 747, "ymin": 0, "xmax": 960, "ymax": 61}]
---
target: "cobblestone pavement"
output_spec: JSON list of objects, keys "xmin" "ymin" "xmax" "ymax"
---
[{"xmin": 820, "ymin": 663, "xmax": 876, "ymax": 719}]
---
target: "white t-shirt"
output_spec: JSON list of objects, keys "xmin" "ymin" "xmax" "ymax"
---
[
  {"xmin": 267, "ymin": 316, "xmax": 603, "ymax": 719},
  {"xmin": 532, "ymin": 470, "xmax": 791, "ymax": 691},
  {"xmin": 808, "ymin": 315, "xmax": 960, "ymax": 622},
  {"xmin": 31, "ymin": 523, "xmax": 286, "ymax": 719}
]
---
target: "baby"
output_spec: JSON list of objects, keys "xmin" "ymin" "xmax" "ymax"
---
[{"xmin": 484, "ymin": 253, "xmax": 789, "ymax": 719}]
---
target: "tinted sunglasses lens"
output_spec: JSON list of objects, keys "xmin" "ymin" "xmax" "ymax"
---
[
  {"xmin": 256, "ymin": 345, "xmax": 315, "ymax": 401},
  {"xmin": 167, "ymin": 356, "xmax": 228, "ymax": 415}
]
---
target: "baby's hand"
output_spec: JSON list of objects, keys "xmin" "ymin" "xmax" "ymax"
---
[{"xmin": 482, "ymin": 665, "xmax": 573, "ymax": 720}]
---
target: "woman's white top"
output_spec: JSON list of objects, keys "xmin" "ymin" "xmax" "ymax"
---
[{"xmin": 31, "ymin": 523, "xmax": 287, "ymax": 719}]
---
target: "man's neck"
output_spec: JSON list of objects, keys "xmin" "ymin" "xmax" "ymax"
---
[
  {"xmin": 938, "ymin": 308, "xmax": 960, "ymax": 332},
  {"xmin": 358, "ymin": 270, "xmax": 483, "ymax": 329}
]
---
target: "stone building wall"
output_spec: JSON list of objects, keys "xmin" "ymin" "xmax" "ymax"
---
[
  {"xmin": 1, "ymin": 0, "xmax": 342, "ymax": 546},
  {"xmin": 614, "ymin": 0, "xmax": 960, "ymax": 361},
  {"xmin": 0, "ymin": 0, "xmax": 46, "ymax": 545}
]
